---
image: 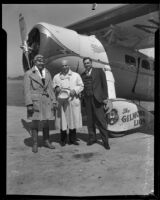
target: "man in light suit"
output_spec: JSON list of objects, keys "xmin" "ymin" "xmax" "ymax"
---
[
  {"xmin": 24, "ymin": 54, "xmax": 56, "ymax": 153},
  {"xmin": 53, "ymin": 60, "xmax": 84, "ymax": 146},
  {"xmin": 81, "ymin": 57, "xmax": 110, "ymax": 150}
]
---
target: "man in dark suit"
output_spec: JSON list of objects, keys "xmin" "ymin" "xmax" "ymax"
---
[{"xmin": 81, "ymin": 57, "xmax": 110, "ymax": 150}]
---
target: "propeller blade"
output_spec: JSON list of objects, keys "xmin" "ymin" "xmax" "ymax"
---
[
  {"xmin": 19, "ymin": 13, "xmax": 27, "ymax": 44},
  {"xmin": 19, "ymin": 13, "xmax": 31, "ymax": 69}
]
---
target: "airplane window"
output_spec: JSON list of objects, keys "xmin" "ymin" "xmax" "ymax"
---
[
  {"xmin": 27, "ymin": 28, "xmax": 40, "ymax": 68},
  {"xmin": 22, "ymin": 28, "xmax": 40, "ymax": 71},
  {"xmin": 125, "ymin": 55, "xmax": 136, "ymax": 66},
  {"xmin": 142, "ymin": 59, "xmax": 150, "ymax": 70}
]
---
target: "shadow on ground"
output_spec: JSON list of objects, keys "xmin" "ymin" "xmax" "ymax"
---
[
  {"xmin": 23, "ymin": 130, "xmax": 103, "ymax": 148},
  {"xmin": 21, "ymin": 118, "xmax": 154, "ymax": 148},
  {"xmin": 21, "ymin": 119, "xmax": 56, "ymax": 134}
]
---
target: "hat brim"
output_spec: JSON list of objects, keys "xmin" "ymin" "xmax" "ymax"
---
[{"xmin": 58, "ymin": 90, "xmax": 70, "ymax": 100}]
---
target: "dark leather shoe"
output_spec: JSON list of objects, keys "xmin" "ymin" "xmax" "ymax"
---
[
  {"xmin": 61, "ymin": 141, "xmax": 67, "ymax": 146},
  {"xmin": 104, "ymin": 143, "xmax": 110, "ymax": 150},
  {"xmin": 69, "ymin": 141, "xmax": 79, "ymax": 145},
  {"xmin": 44, "ymin": 140, "xmax": 55, "ymax": 149},
  {"xmin": 87, "ymin": 139, "xmax": 97, "ymax": 146}
]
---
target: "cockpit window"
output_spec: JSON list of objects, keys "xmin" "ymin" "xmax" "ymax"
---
[
  {"xmin": 28, "ymin": 28, "xmax": 40, "ymax": 58},
  {"xmin": 141, "ymin": 59, "xmax": 150, "ymax": 70},
  {"xmin": 125, "ymin": 55, "xmax": 136, "ymax": 66}
]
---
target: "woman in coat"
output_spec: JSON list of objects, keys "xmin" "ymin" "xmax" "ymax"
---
[{"xmin": 24, "ymin": 54, "xmax": 57, "ymax": 153}]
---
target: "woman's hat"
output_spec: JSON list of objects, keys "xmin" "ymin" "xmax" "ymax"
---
[{"xmin": 34, "ymin": 54, "xmax": 45, "ymax": 63}]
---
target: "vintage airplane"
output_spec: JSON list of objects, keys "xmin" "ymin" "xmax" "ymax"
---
[{"xmin": 19, "ymin": 4, "xmax": 159, "ymax": 135}]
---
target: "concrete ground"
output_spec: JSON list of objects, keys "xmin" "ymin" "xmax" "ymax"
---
[{"xmin": 7, "ymin": 106, "xmax": 154, "ymax": 196}]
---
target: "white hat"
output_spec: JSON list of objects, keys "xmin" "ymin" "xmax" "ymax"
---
[{"xmin": 57, "ymin": 89, "xmax": 70, "ymax": 102}]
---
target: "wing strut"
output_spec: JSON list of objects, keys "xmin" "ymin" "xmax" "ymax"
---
[{"xmin": 132, "ymin": 57, "xmax": 141, "ymax": 93}]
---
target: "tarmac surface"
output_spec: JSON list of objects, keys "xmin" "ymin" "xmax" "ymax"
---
[{"xmin": 7, "ymin": 106, "xmax": 154, "ymax": 196}]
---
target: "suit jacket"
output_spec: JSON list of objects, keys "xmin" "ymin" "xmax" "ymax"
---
[{"xmin": 81, "ymin": 68, "xmax": 108, "ymax": 103}]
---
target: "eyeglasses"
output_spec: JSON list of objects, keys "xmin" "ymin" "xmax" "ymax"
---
[
  {"xmin": 84, "ymin": 62, "xmax": 90, "ymax": 65},
  {"xmin": 62, "ymin": 65, "xmax": 68, "ymax": 66}
]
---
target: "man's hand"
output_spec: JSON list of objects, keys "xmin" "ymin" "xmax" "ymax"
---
[
  {"xmin": 55, "ymin": 86, "xmax": 61, "ymax": 95},
  {"xmin": 103, "ymin": 99, "xmax": 108, "ymax": 105},
  {"xmin": 53, "ymin": 102, "xmax": 58, "ymax": 109},
  {"xmin": 27, "ymin": 105, "xmax": 34, "ymax": 117},
  {"xmin": 103, "ymin": 99, "xmax": 113, "ymax": 114},
  {"xmin": 70, "ymin": 89, "xmax": 76, "ymax": 97}
]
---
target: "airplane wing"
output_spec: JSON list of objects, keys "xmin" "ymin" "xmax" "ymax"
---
[{"xmin": 67, "ymin": 4, "xmax": 159, "ymax": 49}]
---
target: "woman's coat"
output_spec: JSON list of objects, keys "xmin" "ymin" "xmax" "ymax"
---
[{"xmin": 24, "ymin": 66, "xmax": 56, "ymax": 121}]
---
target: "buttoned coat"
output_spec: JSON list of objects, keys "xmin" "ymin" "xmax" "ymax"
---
[
  {"xmin": 24, "ymin": 66, "xmax": 56, "ymax": 120},
  {"xmin": 52, "ymin": 70, "xmax": 84, "ymax": 130},
  {"xmin": 81, "ymin": 68, "xmax": 108, "ymax": 103}
]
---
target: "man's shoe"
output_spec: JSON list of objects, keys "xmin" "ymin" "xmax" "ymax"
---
[
  {"xmin": 69, "ymin": 141, "xmax": 79, "ymax": 145},
  {"xmin": 101, "ymin": 133, "xmax": 110, "ymax": 150},
  {"xmin": 103, "ymin": 142, "xmax": 110, "ymax": 150},
  {"xmin": 61, "ymin": 141, "xmax": 67, "ymax": 146},
  {"xmin": 87, "ymin": 139, "xmax": 97, "ymax": 146},
  {"xmin": 44, "ymin": 140, "xmax": 55, "ymax": 149},
  {"xmin": 42, "ymin": 127, "xmax": 55, "ymax": 149},
  {"xmin": 68, "ymin": 129, "xmax": 79, "ymax": 145}
]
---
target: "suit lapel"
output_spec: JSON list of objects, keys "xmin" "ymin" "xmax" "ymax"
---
[
  {"xmin": 44, "ymin": 69, "xmax": 50, "ymax": 88},
  {"xmin": 91, "ymin": 68, "xmax": 96, "ymax": 81}
]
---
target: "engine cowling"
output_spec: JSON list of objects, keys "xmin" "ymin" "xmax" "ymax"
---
[{"xmin": 23, "ymin": 22, "xmax": 110, "ymax": 77}]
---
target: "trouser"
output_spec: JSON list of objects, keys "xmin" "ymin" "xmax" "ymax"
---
[
  {"xmin": 69, "ymin": 128, "xmax": 77, "ymax": 143},
  {"xmin": 60, "ymin": 129, "xmax": 67, "ymax": 144},
  {"xmin": 31, "ymin": 120, "xmax": 50, "ymax": 140},
  {"xmin": 31, "ymin": 120, "xmax": 49, "ymax": 130},
  {"xmin": 84, "ymin": 95, "xmax": 109, "ymax": 143},
  {"xmin": 31, "ymin": 120, "xmax": 52, "ymax": 152}
]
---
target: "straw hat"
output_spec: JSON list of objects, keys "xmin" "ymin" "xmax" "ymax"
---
[{"xmin": 57, "ymin": 89, "xmax": 70, "ymax": 103}]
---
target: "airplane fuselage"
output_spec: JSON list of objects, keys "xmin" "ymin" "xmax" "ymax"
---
[{"xmin": 24, "ymin": 22, "xmax": 154, "ymax": 101}]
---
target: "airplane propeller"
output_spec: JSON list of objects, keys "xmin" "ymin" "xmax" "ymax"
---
[{"xmin": 19, "ymin": 13, "xmax": 31, "ymax": 69}]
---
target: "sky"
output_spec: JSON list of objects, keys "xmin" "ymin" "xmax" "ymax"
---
[{"xmin": 2, "ymin": 4, "xmax": 154, "ymax": 77}]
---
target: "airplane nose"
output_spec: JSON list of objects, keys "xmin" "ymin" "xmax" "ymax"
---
[{"xmin": 34, "ymin": 23, "xmax": 80, "ymax": 58}]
